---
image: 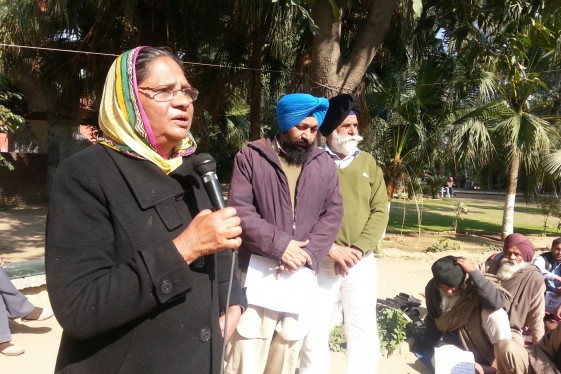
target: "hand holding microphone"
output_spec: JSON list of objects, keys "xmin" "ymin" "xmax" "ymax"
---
[
  {"xmin": 173, "ymin": 153, "xmax": 242, "ymax": 264},
  {"xmin": 174, "ymin": 208, "xmax": 241, "ymax": 264}
]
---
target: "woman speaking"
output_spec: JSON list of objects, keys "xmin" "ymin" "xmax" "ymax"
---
[{"xmin": 46, "ymin": 46, "xmax": 245, "ymax": 373}]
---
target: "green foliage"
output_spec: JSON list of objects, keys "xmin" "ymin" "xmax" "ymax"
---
[
  {"xmin": 388, "ymin": 196, "xmax": 549, "ymax": 235},
  {"xmin": 426, "ymin": 175, "xmax": 447, "ymax": 199},
  {"xmin": 0, "ymin": 156, "xmax": 15, "ymax": 171},
  {"xmin": 539, "ymin": 196, "xmax": 561, "ymax": 234},
  {"xmin": 328, "ymin": 309, "xmax": 416, "ymax": 357},
  {"xmin": 328, "ymin": 324, "xmax": 347, "ymax": 353},
  {"xmin": 452, "ymin": 201, "xmax": 469, "ymax": 233},
  {"xmin": 453, "ymin": 201, "xmax": 469, "ymax": 216},
  {"xmin": 378, "ymin": 308, "xmax": 416, "ymax": 357},
  {"xmin": 407, "ymin": 176, "xmax": 424, "ymax": 199},
  {"xmin": 425, "ymin": 238, "xmax": 462, "ymax": 253},
  {"xmin": 0, "ymin": 76, "xmax": 25, "ymax": 170}
]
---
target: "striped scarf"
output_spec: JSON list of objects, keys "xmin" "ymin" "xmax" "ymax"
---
[{"xmin": 98, "ymin": 46, "xmax": 196, "ymax": 174}]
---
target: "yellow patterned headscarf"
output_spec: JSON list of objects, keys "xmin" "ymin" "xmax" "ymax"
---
[{"xmin": 98, "ymin": 46, "xmax": 197, "ymax": 174}]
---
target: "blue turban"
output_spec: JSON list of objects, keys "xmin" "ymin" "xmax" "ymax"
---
[{"xmin": 275, "ymin": 93, "xmax": 329, "ymax": 132}]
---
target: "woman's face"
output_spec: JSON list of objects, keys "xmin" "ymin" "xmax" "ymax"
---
[{"xmin": 137, "ymin": 56, "xmax": 194, "ymax": 156}]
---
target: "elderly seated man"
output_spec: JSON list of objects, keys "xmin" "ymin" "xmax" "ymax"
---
[
  {"xmin": 487, "ymin": 303, "xmax": 561, "ymax": 373},
  {"xmin": 533, "ymin": 237, "xmax": 561, "ymax": 331},
  {"xmin": 485, "ymin": 233, "xmax": 546, "ymax": 346},
  {"xmin": 417, "ymin": 255, "xmax": 526, "ymax": 373}
]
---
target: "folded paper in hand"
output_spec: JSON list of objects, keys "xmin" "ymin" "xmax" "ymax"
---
[
  {"xmin": 435, "ymin": 344, "xmax": 475, "ymax": 374},
  {"xmin": 545, "ymin": 291, "xmax": 561, "ymax": 315},
  {"xmin": 244, "ymin": 255, "xmax": 316, "ymax": 314}
]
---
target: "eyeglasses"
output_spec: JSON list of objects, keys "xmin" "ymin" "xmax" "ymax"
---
[{"xmin": 138, "ymin": 86, "xmax": 199, "ymax": 103}]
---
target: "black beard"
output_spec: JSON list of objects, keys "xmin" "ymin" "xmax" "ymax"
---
[{"xmin": 277, "ymin": 132, "xmax": 313, "ymax": 166}]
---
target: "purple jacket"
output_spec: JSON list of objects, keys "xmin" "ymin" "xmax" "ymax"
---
[{"xmin": 228, "ymin": 137, "xmax": 343, "ymax": 272}]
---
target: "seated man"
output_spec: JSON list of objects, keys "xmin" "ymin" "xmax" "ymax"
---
[
  {"xmin": 440, "ymin": 176, "xmax": 455, "ymax": 197},
  {"xmin": 467, "ymin": 303, "xmax": 561, "ymax": 373},
  {"xmin": 528, "ymin": 303, "xmax": 561, "ymax": 373},
  {"xmin": 533, "ymin": 237, "xmax": 561, "ymax": 330},
  {"xmin": 417, "ymin": 255, "xmax": 525, "ymax": 373},
  {"xmin": 486, "ymin": 233, "xmax": 546, "ymax": 345},
  {"xmin": 0, "ymin": 257, "xmax": 53, "ymax": 356}
]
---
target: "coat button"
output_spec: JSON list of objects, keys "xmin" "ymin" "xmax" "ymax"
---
[
  {"xmin": 193, "ymin": 257, "xmax": 205, "ymax": 269},
  {"xmin": 199, "ymin": 328, "xmax": 211, "ymax": 342},
  {"xmin": 160, "ymin": 280, "xmax": 173, "ymax": 295}
]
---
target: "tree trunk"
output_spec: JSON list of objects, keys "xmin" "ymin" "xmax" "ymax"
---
[
  {"xmin": 384, "ymin": 158, "xmax": 403, "ymax": 201},
  {"xmin": 308, "ymin": 0, "xmax": 398, "ymax": 97},
  {"xmin": 501, "ymin": 151, "xmax": 520, "ymax": 239}
]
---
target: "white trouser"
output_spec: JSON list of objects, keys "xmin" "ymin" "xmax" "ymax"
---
[
  {"xmin": 440, "ymin": 187, "xmax": 451, "ymax": 197},
  {"xmin": 300, "ymin": 254, "xmax": 379, "ymax": 374},
  {"xmin": 225, "ymin": 306, "xmax": 307, "ymax": 374},
  {"xmin": 481, "ymin": 308, "xmax": 512, "ymax": 344}
]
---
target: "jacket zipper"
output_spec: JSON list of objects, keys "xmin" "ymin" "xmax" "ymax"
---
[{"xmin": 248, "ymin": 140, "xmax": 316, "ymax": 237}]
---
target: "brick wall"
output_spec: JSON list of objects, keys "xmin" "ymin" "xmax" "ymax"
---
[
  {"xmin": 0, "ymin": 152, "xmax": 47, "ymax": 207},
  {"xmin": 0, "ymin": 133, "xmax": 7, "ymax": 152}
]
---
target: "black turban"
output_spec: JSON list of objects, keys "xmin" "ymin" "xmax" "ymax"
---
[
  {"xmin": 319, "ymin": 94, "xmax": 362, "ymax": 137},
  {"xmin": 431, "ymin": 256, "xmax": 466, "ymax": 287}
]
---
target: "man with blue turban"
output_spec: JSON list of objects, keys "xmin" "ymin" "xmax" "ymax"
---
[{"xmin": 225, "ymin": 93, "xmax": 343, "ymax": 374}]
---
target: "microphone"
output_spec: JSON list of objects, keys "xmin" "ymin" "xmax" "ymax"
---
[
  {"xmin": 193, "ymin": 153, "xmax": 226, "ymax": 210},
  {"xmin": 193, "ymin": 153, "xmax": 236, "ymax": 374}
]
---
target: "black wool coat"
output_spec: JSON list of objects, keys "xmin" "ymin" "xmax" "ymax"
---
[{"xmin": 46, "ymin": 145, "xmax": 245, "ymax": 374}]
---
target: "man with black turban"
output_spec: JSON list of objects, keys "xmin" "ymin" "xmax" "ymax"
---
[
  {"xmin": 298, "ymin": 93, "xmax": 388, "ymax": 373},
  {"xmin": 418, "ymin": 255, "xmax": 529, "ymax": 373},
  {"xmin": 225, "ymin": 93, "xmax": 343, "ymax": 374}
]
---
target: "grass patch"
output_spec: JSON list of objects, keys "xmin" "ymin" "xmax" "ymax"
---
[{"xmin": 389, "ymin": 196, "xmax": 553, "ymax": 235}]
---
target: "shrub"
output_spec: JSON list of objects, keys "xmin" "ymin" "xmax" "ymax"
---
[
  {"xmin": 328, "ymin": 308, "xmax": 416, "ymax": 357},
  {"xmin": 378, "ymin": 308, "xmax": 416, "ymax": 357},
  {"xmin": 425, "ymin": 175, "xmax": 448, "ymax": 198},
  {"xmin": 452, "ymin": 201, "xmax": 469, "ymax": 233},
  {"xmin": 425, "ymin": 238, "xmax": 462, "ymax": 253},
  {"xmin": 328, "ymin": 324, "xmax": 347, "ymax": 352},
  {"xmin": 539, "ymin": 196, "xmax": 561, "ymax": 234}
]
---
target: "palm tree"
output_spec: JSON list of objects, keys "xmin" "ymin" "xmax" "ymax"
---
[
  {"xmin": 364, "ymin": 57, "xmax": 452, "ymax": 200},
  {"xmin": 359, "ymin": 0, "xmax": 456, "ymax": 200},
  {"xmin": 429, "ymin": 0, "xmax": 561, "ymax": 238}
]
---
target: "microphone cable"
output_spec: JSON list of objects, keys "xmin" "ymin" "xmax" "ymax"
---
[{"xmin": 193, "ymin": 153, "xmax": 237, "ymax": 374}]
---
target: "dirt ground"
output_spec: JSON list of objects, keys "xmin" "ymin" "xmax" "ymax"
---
[{"xmin": 0, "ymin": 204, "xmax": 555, "ymax": 373}]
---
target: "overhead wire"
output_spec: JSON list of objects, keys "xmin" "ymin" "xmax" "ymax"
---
[
  {"xmin": 2, "ymin": 43, "xmax": 561, "ymax": 93},
  {"xmin": 0, "ymin": 43, "xmax": 357, "ymax": 92}
]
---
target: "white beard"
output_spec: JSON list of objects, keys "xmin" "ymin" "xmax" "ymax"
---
[
  {"xmin": 329, "ymin": 131, "xmax": 363, "ymax": 156},
  {"xmin": 496, "ymin": 258, "xmax": 528, "ymax": 281},
  {"xmin": 439, "ymin": 287, "xmax": 465, "ymax": 313}
]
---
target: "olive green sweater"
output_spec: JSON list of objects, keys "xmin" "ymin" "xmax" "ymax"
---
[{"xmin": 334, "ymin": 152, "xmax": 389, "ymax": 257}]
